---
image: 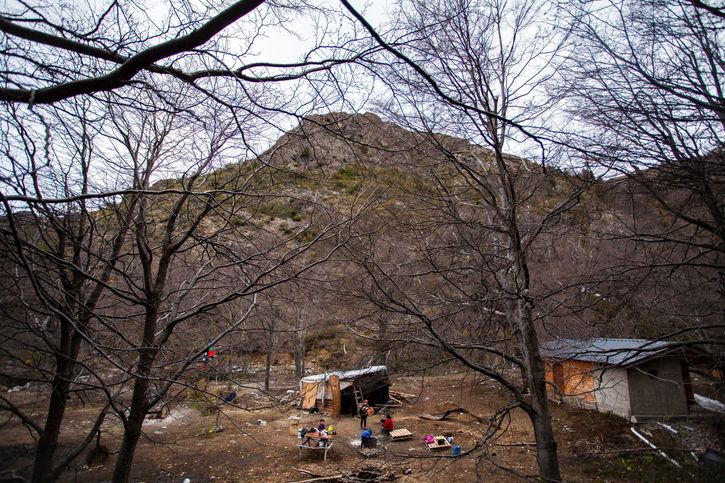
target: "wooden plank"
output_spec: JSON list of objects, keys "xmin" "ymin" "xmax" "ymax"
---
[{"xmin": 329, "ymin": 375, "xmax": 342, "ymax": 417}]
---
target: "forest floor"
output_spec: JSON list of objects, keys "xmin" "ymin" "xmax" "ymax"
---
[{"xmin": 1, "ymin": 369, "xmax": 723, "ymax": 482}]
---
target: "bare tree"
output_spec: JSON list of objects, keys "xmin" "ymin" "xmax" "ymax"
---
[
  {"xmin": 0, "ymin": 98, "xmax": 143, "ymax": 483},
  {"xmin": 95, "ymin": 94, "xmax": 365, "ymax": 483},
  {"xmin": 0, "ymin": 0, "xmax": 385, "ymax": 114},
  {"xmin": 0, "ymin": 0, "xmax": 267, "ymax": 104},
  {"xmin": 0, "ymin": 85, "xmax": 369, "ymax": 482},
  {"xmin": 558, "ymin": 0, "xmax": 724, "ymax": 343},
  {"xmin": 340, "ymin": 0, "xmax": 581, "ymax": 479},
  {"xmin": 0, "ymin": 1, "xmax": 385, "ymax": 480}
]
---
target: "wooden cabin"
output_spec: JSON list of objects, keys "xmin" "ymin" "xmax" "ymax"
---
[
  {"xmin": 299, "ymin": 365, "xmax": 389, "ymax": 416},
  {"xmin": 540, "ymin": 338, "xmax": 694, "ymax": 422}
]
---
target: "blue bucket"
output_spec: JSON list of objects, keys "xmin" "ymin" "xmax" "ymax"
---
[{"xmin": 451, "ymin": 445, "xmax": 461, "ymax": 456}]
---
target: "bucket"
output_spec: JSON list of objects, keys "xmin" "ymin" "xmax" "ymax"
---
[{"xmin": 451, "ymin": 445, "xmax": 462, "ymax": 456}]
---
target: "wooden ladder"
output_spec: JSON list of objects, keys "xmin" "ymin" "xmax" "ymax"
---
[{"xmin": 353, "ymin": 385, "xmax": 365, "ymax": 408}]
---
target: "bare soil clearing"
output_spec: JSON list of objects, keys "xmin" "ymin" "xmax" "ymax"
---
[{"xmin": 1, "ymin": 372, "xmax": 720, "ymax": 482}]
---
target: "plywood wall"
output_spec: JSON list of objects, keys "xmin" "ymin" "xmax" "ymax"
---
[
  {"xmin": 301, "ymin": 382, "xmax": 318, "ymax": 409},
  {"xmin": 544, "ymin": 359, "xmax": 596, "ymax": 404},
  {"xmin": 562, "ymin": 360, "xmax": 596, "ymax": 403}
]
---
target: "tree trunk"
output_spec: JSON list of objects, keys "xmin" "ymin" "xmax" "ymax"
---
[
  {"xmin": 227, "ymin": 356, "xmax": 233, "ymax": 391},
  {"xmin": 294, "ymin": 316, "xmax": 305, "ymax": 380},
  {"xmin": 529, "ymin": 406, "xmax": 560, "ymax": 481},
  {"xmin": 111, "ymin": 377, "xmax": 149, "ymax": 483},
  {"xmin": 375, "ymin": 316, "xmax": 390, "ymax": 366},
  {"xmin": 32, "ymin": 376, "xmax": 69, "ymax": 483},
  {"xmin": 32, "ymin": 328, "xmax": 82, "ymax": 483},
  {"xmin": 495, "ymin": 147, "xmax": 561, "ymax": 481},
  {"xmin": 517, "ymin": 301, "xmax": 561, "ymax": 482},
  {"xmin": 264, "ymin": 329, "xmax": 273, "ymax": 392},
  {"xmin": 111, "ymin": 302, "xmax": 159, "ymax": 483}
]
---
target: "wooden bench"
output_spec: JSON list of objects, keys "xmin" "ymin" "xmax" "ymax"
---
[
  {"xmin": 389, "ymin": 429, "xmax": 414, "ymax": 441},
  {"xmin": 298, "ymin": 439, "xmax": 335, "ymax": 461}
]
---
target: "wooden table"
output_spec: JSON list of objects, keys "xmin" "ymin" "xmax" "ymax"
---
[{"xmin": 298, "ymin": 438, "xmax": 335, "ymax": 461}]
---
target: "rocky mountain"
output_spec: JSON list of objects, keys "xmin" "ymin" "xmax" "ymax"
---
[
  {"xmin": 1, "ymin": 111, "xmax": 719, "ymax": 375},
  {"xmin": 187, "ymin": 111, "xmax": 722, "ymax": 363}
]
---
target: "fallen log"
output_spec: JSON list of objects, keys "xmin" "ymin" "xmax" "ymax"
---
[
  {"xmin": 419, "ymin": 407, "xmax": 484, "ymax": 424},
  {"xmin": 293, "ymin": 468, "xmax": 322, "ymax": 477},
  {"xmin": 389, "ymin": 390, "xmax": 416, "ymax": 402},
  {"xmin": 495, "ymin": 442, "xmax": 536, "ymax": 447},
  {"xmin": 289, "ymin": 475, "xmax": 344, "ymax": 483}
]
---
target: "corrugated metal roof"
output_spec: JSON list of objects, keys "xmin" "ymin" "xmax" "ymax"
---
[
  {"xmin": 300, "ymin": 365, "xmax": 387, "ymax": 383},
  {"xmin": 539, "ymin": 338, "xmax": 677, "ymax": 367}
]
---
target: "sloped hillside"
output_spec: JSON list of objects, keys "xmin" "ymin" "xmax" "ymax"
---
[{"xmin": 163, "ymin": 111, "xmax": 720, "ymax": 355}]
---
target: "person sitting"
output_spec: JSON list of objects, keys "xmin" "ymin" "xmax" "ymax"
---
[
  {"xmin": 301, "ymin": 427, "xmax": 320, "ymax": 446},
  {"xmin": 224, "ymin": 390, "xmax": 237, "ymax": 403},
  {"xmin": 380, "ymin": 414, "xmax": 394, "ymax": 436},
  {"xmin": 361, "ymin": 427, "xmax": 373, "ymax": 448},
  {"xmin": 317, "ymin": 419, "xmax": 326, "ymax": 431}
]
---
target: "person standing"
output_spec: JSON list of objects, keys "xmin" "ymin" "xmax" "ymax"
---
[{"xmin": 359, "ymin": 400, "xmax": 370, "ymax": 428}]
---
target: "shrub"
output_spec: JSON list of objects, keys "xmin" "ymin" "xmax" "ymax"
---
[
  {"xmin": 296, "ymin": 228, "xmax": 318, "ymax": 243},
  {"xmin": 188, "ymin": 389, "xmax": 217, "ymax": 416}
]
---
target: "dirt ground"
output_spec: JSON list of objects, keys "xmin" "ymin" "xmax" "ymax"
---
[{"xmin": 1, "ymin": 370, "xmax": 723, "ymax": 482}]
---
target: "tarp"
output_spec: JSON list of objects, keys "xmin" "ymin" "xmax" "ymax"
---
[{"xmin": 300, "ymin": 365, "xmax": 387, "ymax": 383}]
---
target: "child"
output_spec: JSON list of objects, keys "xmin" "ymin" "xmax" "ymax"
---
[{"xmin": 361, "ymin": 427, "xmax": 373, "ymax": 448}]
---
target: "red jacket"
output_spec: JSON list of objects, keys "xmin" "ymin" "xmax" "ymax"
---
[{"xmin": 382, "ymin": 418, "xmax": 394, "ymax": 431}]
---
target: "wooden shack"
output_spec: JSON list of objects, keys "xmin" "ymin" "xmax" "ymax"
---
[
  {"xmin": 299, "ymin": 365, "xmax": 389, "ymax": 416},
  {"xmin": 540, "ymin": 338, "xmax": 694, "ymax": 422}
]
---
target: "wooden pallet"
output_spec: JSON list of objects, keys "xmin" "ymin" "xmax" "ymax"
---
[
  {"xmin": 426, "ymin": 436, "xmax": 451, "ymax": 451},
  {"xmin": 389, "ymin": 428, "xmax": 414, "ymax": 441}
]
